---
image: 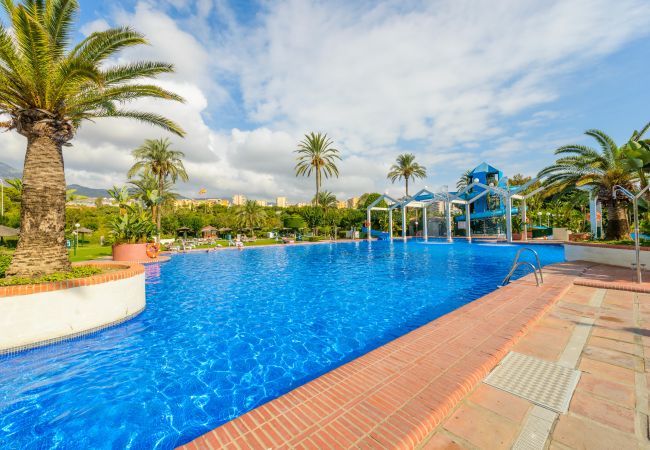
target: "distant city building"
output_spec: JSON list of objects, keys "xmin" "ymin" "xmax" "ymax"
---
[
  {"xmin": 276, "ymin": 196, "xmax": 288, "ymax": 208},
  {"xmin": 255, "ymin": 199, "xmax": 267, "ymax": 207},
  {"xmin": 174, "ymin": 198, "xmax": 230, "ymax": 208},
  {"xmin": 232, "ymin": 194, "xmax": 246, "ymax": 206},
  {"xmin": 346, "ymin": 197, "xmax": 359, "ymax": 209},
  {"xmin": 336, "ymin": 200, "xmax": 347, "ymax": 209},
  {"xmin": 294, "ymin": 201, "xmax": 310, "ymax": 207}
]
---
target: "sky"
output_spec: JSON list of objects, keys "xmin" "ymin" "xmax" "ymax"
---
[{"xmin": 1, "ymin": 0, "xmax": 650, "ymax": 202}]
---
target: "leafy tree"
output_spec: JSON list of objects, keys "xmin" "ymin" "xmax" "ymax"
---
[
  {"xmin": 128, "ymin": 138, "xmax": 188, "ymax": 235},
  {"xmin": 456, "ymin": 169, "xmax": 473, "ymax": 191},
  {"xmin": 284, "ymin": 213, "xmax": 307, "ymax": 230},
  {"xmin": 235, "ymin": 200, "xmax": 267, "ymax": 236},
  {"xmin": 387, "ymin": 153, "xmax": 427, "ymax": 196},
  {"xmin": 295, "ymin": 132, "xmax": 341, "ymax": 203},
  {"xmin": 0, "ymin": 0, "xmax": 185, "ymax": 276},
  {"xmin": 539, "ymin": 127, "xmax": 635, "ymax": 240}
]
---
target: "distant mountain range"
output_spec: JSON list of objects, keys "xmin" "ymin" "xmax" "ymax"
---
[{"xmin": 0, "ymin": 162, "xmax": 189, "ymax": 199}]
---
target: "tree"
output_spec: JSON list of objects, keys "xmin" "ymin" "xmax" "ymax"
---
[
  {"xmin": 0, "ymin": 0, "xmax": 185, "ymax": 277},
  {"xmin": 456, "ymin": 169, "xmax": 473, "ymax": 191},
  {"xmin": 313, "ymin": 190, "xmax": 337, "ymax": 209},
  {"xmin": 387, "ymin": 153, "xmax": 427, "ymax": 197},
  {"xmin": 539, "ymin": 128, "xmax": 635, "ymax": 240},
  {"xmin": 235, "ymin": 200, "xmax": 266, "ymax": 236},
  {"xmin": 128, "ymin": 138, "xmax": 188, "ymax": 236},
  {"xmin": 295, "ymin": 132, "xmax": 341, "ymax": 203},
  {"xmin": 128, "ymin": 173, "xmax": 176, "ymax": 221}
]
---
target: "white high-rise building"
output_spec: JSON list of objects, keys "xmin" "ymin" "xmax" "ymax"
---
[
  {"xmin": 276, "ymin": 196, "xmax": 288, "ymax": 208},
  {"xmin": 232, "ymin": 194, "xmax": 246, "ymax": 206}
]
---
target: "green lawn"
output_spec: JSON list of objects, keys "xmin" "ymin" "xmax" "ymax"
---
[{"xmin": 69, "ymin": 244, "xmax": 112, "ymax": 262}]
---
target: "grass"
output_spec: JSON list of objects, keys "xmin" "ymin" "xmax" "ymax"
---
[{"xmin": 69, "ymin": 244, "xmax": 112, "ymax": 262}]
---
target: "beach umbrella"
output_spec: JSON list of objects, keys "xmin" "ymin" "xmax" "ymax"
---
[
  {"xmin": 200, "ymin": 225, "xmax": 217, "ymax": 237},
  {"xmin": 177, "ymin": 226, "xmax": 191, "ymax": 239}
]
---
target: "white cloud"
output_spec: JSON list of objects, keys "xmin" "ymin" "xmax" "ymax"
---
[{"xmin": 1, "ymin": 0, "xmax": 649, "ymax": 203}]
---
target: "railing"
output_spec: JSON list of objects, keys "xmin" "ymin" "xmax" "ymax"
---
[{"xmin": 501, "ymin": 247, "xmax": 544, "ymax": 287}]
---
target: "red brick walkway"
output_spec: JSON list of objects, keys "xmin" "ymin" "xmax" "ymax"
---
[{"xmin": 181, "ymin": 263, "xmax": 586, "ymax": 449}]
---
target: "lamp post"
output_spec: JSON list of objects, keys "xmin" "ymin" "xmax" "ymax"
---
[
  {"xmin": 1, "ymin": 178, "xmax": 3, "ymax": 224},
  {"xmin": 74, "ymin": 223, "xmax": 80, "ymax": 256},
  {"xmin": 546, "ymin": 212, "xmax": 550, "ymax": 228},
  {"xmin": 537, "ymin": 211, "xmax": 542, "ymax": 226}
]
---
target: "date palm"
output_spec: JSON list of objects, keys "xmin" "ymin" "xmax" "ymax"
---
[
  {"xmin": 539, "ymin": 128, "xmax": 634, "ymax": 240},
  {"xmin": 313, "ymin": 190, "xmax": 337, "ymax": 209},
  {"xmin": 0, "ymin": 0, "xmax": 185, "ymax": 276},
  {"xmin": 235, "ymin": 200, "xmax": 266, "ymax": 236},
  {"xmin": 128, "ymin": 173, "xmax": 176, "ymax": 219},
  {"xmin": 294, "ymin": 132, "xmax": 340, "ymax": 204},
  {"xmin": 128, "ymin": 138, "xmax": 188, "ymax": 235},
  {"xmin": 456, "ymin": 169, "xmax": 473, "ymax": 191},
  {"xmin": 387, "ymin": 153, "xmax": 427, "ymax": 197}
]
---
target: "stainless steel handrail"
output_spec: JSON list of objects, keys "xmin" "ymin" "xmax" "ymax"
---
[{"xmin": 501, "ymin": 247, "xmax": 544, "ymax": 286}]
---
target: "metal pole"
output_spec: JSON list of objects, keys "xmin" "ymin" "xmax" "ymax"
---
[
  {"xmin": 634, "ymin": 199, "xmax": 641, "ymax": 283},
  {"xmin": 589, "ymin": 193, "xmax": 598, "ymax": 238},
  {"xmin": 1, "ymin": 179, "xmax": 3, "ymax": 224},
  {"xmin": 505, "ymin": 195, "xmax": 512, "ymax": 243},
  {"xmin": 389, "ymin": 209, "xmax": 393, "ymax": 241},
  {"xmin": 522, "ymin": 198, "xmax": 527, "ymax": 241},
  {"xmin": 465, "ymin": 203, "xmax": 472, "ymax": 242},
  {"xmin": 366, "ymin": 209, "xmax": 371, "ymax": 241},
  {"xmin": 422, "ymin": 206, "xmax": 428, "ymax": 240},
  {"xmin": 402, "ymin": 206, "xmax": 407, "ymax": 239},
  {"xmin": 446, "ymin": 201, "xmax": 452, "ymax": 242}
]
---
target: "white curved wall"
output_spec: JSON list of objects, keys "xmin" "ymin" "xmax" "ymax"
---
[
  {"xmin": 564, "ymin": 244, "xmax": 650, "ymax": 268},
  {"xmin": 0, "ymin": 273, "xmax": 145, "ymax": 352}
]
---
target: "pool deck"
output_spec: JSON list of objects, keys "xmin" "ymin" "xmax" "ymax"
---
[{"xmin": 181, "ymin": 262, "xmax": 650, "ymax": 449}]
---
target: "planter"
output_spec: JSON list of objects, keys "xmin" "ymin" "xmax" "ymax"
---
[
  {"xmin": 569, "ymin": 233, "xmax": 590, "ymax": 242},
  {"xmin": 112, "ymin": 243, "xmax": 149, "ymax": 261},
  {"xmin": 0, "ymin": 262, "xmax": 145, "ymax": 353},
  {"xmin": 512, "ymin": 231, "xmax": 533, "ymax": 241},
  {"xmin": 564, "ymin": 242, "xmax": 650, "ymax": 268}
]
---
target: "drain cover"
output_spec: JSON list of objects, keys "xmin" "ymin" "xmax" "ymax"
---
[{"xmin": 484, "ymin": 352, "xmax": 580, "ymax": 413}]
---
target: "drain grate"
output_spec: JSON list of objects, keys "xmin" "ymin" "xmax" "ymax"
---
[{"xmin": 484, "ymin": 352, "xmax": 580, "ymax": 413}]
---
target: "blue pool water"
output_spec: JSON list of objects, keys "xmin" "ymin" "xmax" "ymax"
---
[{"xmin": 0, "ymin": 240, "xmax": 564, "ymax": 449}]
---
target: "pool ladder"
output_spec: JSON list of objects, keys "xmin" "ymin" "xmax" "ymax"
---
[{"xmin": 501, "ymin": 248, "xmax": 544, "ymax": 287}]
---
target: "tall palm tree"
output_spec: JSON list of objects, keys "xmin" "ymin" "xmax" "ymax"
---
[
  {"xmin": 235, "ymin": 200, "xmax": 266, "ymax": 236},
  {"xmin": 313, "ymin": 190, "xmax": 337, "ymax": 209},
  {"xmin": 0, "ymin": 0, "xmax": 185, "ymax": 277},
  {"xmin": 128, "ymin": 138, "xmax": 188, "ymax": 235},
  {"xmin": 387, "ymin": 153, "xmax": 427, "ymax": 197},
  {"xmin": 294, "ymin": 132, "xmax": 340, "ymax": 203},
  {"xmin": 539, "ymin": 128, "xmax": 634, "ymax": 240},
  {"xmin": 128, "ymin": 173, "xmax": 176, "ymax": 219},
  {"xmin": 456, "ymin": 169, "xmax": 473, "ymax": 191}
]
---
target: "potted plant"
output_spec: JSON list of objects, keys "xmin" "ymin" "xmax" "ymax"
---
[{"xmin": 108, "ymin": 187, "xmax": 157, "ymax": 261}]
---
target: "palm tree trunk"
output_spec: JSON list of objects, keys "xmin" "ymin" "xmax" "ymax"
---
[
  {"xmin": 405, "ymin": 178, "xmax": 409, "ymax": 197},
  {"xmin": 315, "ymin": 170, "xmax": 320, "ymax": 205},
  {"xmin": 605, "ymin": 200, "xmax": 629, "ymax": 240},
  {"xmin": 157, "ymin": 175, "xmax": 163, "ymax": 236},
  {"xmin": 7, "ymin": 134, "xmax": 71, "ymax": 277}
]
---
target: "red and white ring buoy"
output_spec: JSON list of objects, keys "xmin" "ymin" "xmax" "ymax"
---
[{"xmin": 146, "ymin": 243, "xmax": 160, "ymax": 259}]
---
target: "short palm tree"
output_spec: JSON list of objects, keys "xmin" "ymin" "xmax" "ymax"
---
[
  {"xmin": 387, "ymin": 153, "xmax": 427, "ymax": 197},
  {"xmin": 539, "ymin": 128, "xmax": 634, "ymax": 240},
  {"xmin": 128, "ymin": 173, "xmax": 176, "ymax": 219},
  {"xmin": 313, "ymin": 190, "xmax": 337, "ymax": 209},
  {"xmin": 236, "ymin": 200, "xmax": 266, "ymax": 236},
  {"xmin": 0, "ymin": 0, "xmax": 185, "ymax": 276},
  {"xmin": 456, "ymin": 169, "xmax": 473, "ymax": 191},
  {"xmin": 294, "ymin": 132, "xmax": 340, "ymax": 203},
  {"xmin": 128, "ymin": 138, "xmax": 188, "ymax": 235}
]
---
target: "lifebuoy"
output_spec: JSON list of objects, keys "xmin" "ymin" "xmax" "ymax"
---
[
  {"xmin": 146, "ymin": 243, "xmax": 160, "ymax": 259},
  {"xmin": 363, "ymin": 221, "xmax": 370, "ymax": 227}
]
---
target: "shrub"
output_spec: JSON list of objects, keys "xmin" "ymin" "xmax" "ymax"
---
[
  {"xmin": 307, "ymin": 236, "xmax": 323, "ymax": 242},
  {"xmin": 0, "ymin": 266, "xmax": 103, "ymax": 286},
  {"xmin": 0, "ymin": 253, "xmax": 12, "ymax": 277}
]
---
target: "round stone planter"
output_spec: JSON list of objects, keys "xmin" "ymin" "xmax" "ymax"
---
[
  {"xmin": 0, "ymin": 262, "xmax": 146, "ymax": 354},
  {"xmin": 564, "ymin": 242, "xmax": 650, "ymax": 267},
  {"xmin": 112, "ymin": 243, "xmax": 149, "ymax": 261}
]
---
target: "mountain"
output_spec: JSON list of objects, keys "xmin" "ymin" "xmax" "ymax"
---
[
  {"xmin": 66, "ymin": 184, "xmax": 110, "ymax": 198},
  {"xmin": 0, "ymin": 162, "xmax": 22, "ymax": 179}
]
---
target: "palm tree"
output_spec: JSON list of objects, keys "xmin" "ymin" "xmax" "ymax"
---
[
  {"xmin": 539, "ymin": 128, "xmax": 635, "ymax": 240},
  {"xmin": 313, "ymin": 190, "xmax": 337, "ymax": 209},
  {"xmin": 294, "ymin": 132, "xmax": 340, "ymax": 203},
  {"xmin": 387, "ymin": 153, "xmax": 427, "ymax": 197},
  {"xmin": 128, "ymin": 138, "xmax": 188, "ymax": 235},
  {"xmin": 0, "ymin": 0, "xmax": 185, "ymax": 277},
  {"xmin": 235, "ymin": 200, "xmax": 266, "ymax": 236},
  {"xmin": 456, "ymin": 169, "xmax": 473, "ymax": 191},
  {"xmin": 128, "ymin": 173, "xmax": 177, "ymax": 219}
]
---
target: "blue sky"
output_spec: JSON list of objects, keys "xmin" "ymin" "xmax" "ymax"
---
[{"xmin": 1, "ymin": 0, "xmax": 650, "ymax": 201}]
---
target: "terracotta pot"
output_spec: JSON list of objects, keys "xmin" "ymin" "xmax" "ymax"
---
[{"xmin": 112, "ymin": 243, "xmax": 149, "ymax": 261}]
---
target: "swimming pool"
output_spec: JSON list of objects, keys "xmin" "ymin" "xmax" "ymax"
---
[{"xmin": 0, "ymin": 240, "xmax": 564, "ymax": 449}]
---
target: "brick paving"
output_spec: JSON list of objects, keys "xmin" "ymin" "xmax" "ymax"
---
[{"xmin": 181, "ymin": 262, "xmax": 650, "ymax": 449}]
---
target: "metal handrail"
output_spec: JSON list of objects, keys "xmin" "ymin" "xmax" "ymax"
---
[{"xmin": 501, "ymin": 247, "xmax": 544, "ymax": 286}]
